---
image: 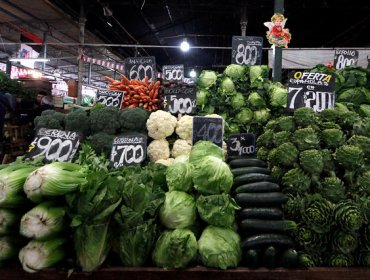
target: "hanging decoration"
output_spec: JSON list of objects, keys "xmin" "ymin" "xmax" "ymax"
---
[{"xmin": 264, "ymin": 13, "xmax": 291, "ymax": 48}]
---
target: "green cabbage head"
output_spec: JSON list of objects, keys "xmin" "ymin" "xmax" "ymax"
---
[
  {"xmin": 192, "ymin": 156, "xmax": 233, "ymax": 195},
  {"xmin": 159, "ymin": 191, "xmax": 196, "ymax": 229},
  {"xmin": 224, "ymin": 64, "xmax": 247, "ymax": 80},
  {"xmin": 166, "ymin": 162, "xmax": 193, "ymax": 192},
  {"xmin": 198, "ymin": 70, "xmax": 218, "ymax": 89},
  {"xmin": 152, "ymin": 228, "xmax": 198, "ymax": 269},
  {"xmin": 198, "ymin": 226, "xmax": 241, "ymax": 269}
]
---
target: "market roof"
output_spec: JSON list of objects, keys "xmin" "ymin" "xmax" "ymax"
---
[{"xmin": 0, "ymin": 0, "xmax": 369, "ymax": 83}]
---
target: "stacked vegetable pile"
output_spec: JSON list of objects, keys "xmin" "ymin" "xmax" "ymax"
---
[
  {"xmin": 196, "ymin": 64, "xmax": 288, "ymax": 136},
  {"xmin": 256, "ymin": 106, "xmax": 370, "ymax": 267},
  {"xmin": 230, "ymin": 157, "xmax": 298, "ymax": 268}
]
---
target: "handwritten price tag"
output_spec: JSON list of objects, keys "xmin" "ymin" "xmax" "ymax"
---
[{"xmin": 231, "ymin": 36, "xmax": 263, "ymax": 66}]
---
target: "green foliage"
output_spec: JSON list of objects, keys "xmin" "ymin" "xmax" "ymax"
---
[
  {"xmin": 118, "ymin": 107, "xmax": 149, "ymax": 133},
  {"xmin": 292, "ymin": 127, "xmax": 320, "ymax": 151},
  {"xmin": 90, "ymin": 106, "xmax": 120, "ymax": 134},
  {"xmin": 281, "ymin": 168, "xmax": 311, "ymax": 194},
  {"xmin": 65, "ymin": 108, "xmax": 90, "ymax": 136},
  {"xmin": 334, "ymin": 200, "xmax": 364, "ymax": 232},
  {"xmin": 88, "ymin": 132, "xmax": 114, "ymax": 155}
]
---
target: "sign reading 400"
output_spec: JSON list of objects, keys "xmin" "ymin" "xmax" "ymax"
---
[
  {"xmin": 27, "ymin": 128, "xmax": 81, "ymax": 163},
  {"xmin": 287, "ymin": 71, "xmax": 336, "ymax": 112}
]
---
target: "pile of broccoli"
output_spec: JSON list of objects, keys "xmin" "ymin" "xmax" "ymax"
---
[{"xmin": 256, "ymin": 106, "xmax": 370, "ymax": 267}]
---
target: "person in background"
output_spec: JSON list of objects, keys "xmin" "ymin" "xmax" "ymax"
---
[{"xmin": 0, "ymin": 92, "xmax": 16, "ymax": 149}]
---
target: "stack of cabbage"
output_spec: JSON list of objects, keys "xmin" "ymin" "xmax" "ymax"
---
[
  {"xmin": 256, "ymin": 107, "xmax": 370, "ymax": 267},
  {"xmin": 155, "ymin": 141, "xmax": 241, "ymax": 269},
  {"xmin": 196, "ymin": 64, "xmax": 288, "ymax": 137}
]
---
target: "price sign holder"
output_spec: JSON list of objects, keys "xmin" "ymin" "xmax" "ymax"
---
[
  {"xmin": 334, "ymin": 49, "xmax": 359, "ymax": 69},
  {"xmin": 162, "ymin": 64, "xmax": 184, "ymax": 81},
  {"xmin": 27, "ymin": 128, "xmax": 81, "ymax": 163},
  {"xmin": 287, "ymin": 71, "xmax": 336, "ymax": 112},
  {"xmin": 231, "ymin": 36, "xmax": 263, "ymax": 66},
  {"xmin": 110, "ymin": 133, "xmax": 147, "ymax": 168},
  {"xmin": 163, "ymin": 86, "xmax": 196, "ymax": 115},
  {"xmin": 192, "ymin": 116, "xmax": 223, "ymax": 148},
  {"xmin": 124, "ymin": 56, "xmax": 156, "ymax": 82},
  {"xmin": 96, "ymin": 89, "xmax": 124, "ymax": 108},
  {"xmin": 227, "ymin": 133, "xmax": 255, "ymax": 157}
]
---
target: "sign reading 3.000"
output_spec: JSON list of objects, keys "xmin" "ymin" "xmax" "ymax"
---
[
  {"xmin": 287, "ymin": 71, "xmax": 336, "ymax": 112},
  {"xmin": 27, "ymin": 128, "xmax": 81, "ymax": 163}
]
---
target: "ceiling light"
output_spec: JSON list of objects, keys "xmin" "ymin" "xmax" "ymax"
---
[
  {"xmin": 107, "ymin": 21, "xmax": 113, "ymax": 27},
  {"xmin": 180, "ymin": 39, "xmax": 190, "ymax": 52},
  {"xmin": 9, "ymin": 58, "xmax": 50, "ymax": 62},
  {"xmin": 189, "ymin": 69, "xmax": 197, "ymax": 78}
]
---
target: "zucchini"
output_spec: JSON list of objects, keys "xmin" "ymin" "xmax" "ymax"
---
[
  {"xmin": 238, "ymin": 208, "xmax": 284, "ymax": 220},
  {"xmin": 263, "ymin": 246, "xmax": 276, "ymax": 268},
  {"xmin": 229, "ymin": 158, "xmax": 267, "ymax": 168},
  {"xmin": 235, "ymin": 192, "xmax": 288, "ymax": 207},
  {"xmin": 280, "ymin": 248, "xmax": 298, "ymax": 268},
  {"xmin": 231, "ymin": 167, "xmax": 270, "ymax": 177},
  {"xmin": 240, "ymin": 219, "xmax": 297, "ymax": 233},
  {"xmin": 234, "ymin": 173, "xmax": 272, "ymax": 186},
  {"xmin": 242, "ymin": 233, "xmax": 294, "ymax": 249},
  {"xmin": 245, "ymin": 249, "xmax": 259, "ymax": 268},
  {"xmin": 235, "ymin": 182, "xmax": 280, "ymax": 193}
]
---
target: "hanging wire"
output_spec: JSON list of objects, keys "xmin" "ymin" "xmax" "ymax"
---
[{"xmin": 140, "ymin": 0, "xmax": 146, "ymax": 10}]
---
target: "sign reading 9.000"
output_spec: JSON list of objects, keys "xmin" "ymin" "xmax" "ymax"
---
[
  {"xmin": 287, "ymin": 71, "xmax": 336, "ymax": 112},
  {"xmin": 27, "ymin": 128, "xmax": 82, "ymax": 163}
]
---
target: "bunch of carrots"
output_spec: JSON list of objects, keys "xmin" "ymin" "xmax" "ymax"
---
[{"xmin": 104, "ymin": 74, "xmax": 161, "ymax": 111}]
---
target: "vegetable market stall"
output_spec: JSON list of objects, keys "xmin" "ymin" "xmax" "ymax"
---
[{"xmin": 2, "ymin": 267, "xmax": 370, "ymax": 280}]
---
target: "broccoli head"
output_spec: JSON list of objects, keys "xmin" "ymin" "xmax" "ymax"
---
[
  {"xmin": 299, "ymin": 149, "xmax": 324, "ymax": 176},
  {"xmin": 118, "ymin": 107, "xmax": 149, "ymax": 133},
  {"xmin": 256, "ymin": 129, "xmax": 274, "ymax": 148},
  {"xmin": 34, "ymin": 110, "xmax": 65, "ymax": 130},
  {"xmin": 90, "ymin": 106, "xmax": 120, "ymax": 135},
  {"xmin": 292, "ymin": 127, "xmax": 320, "ymax": 151},
  {"xmin": 281, "ymin": 167, "xmax": 311, "ymax": 194},
  {"xmin": 321, "ymin": 128, "xmax": 346, "ymax": 149},
  {"xmin": 65, "ymin": 108, "xmax": 90, "ymax": 136},
  {"xmin": 88, "ymin": 132, "xmax": 114, "ymax": 155},
  {"xmin": 294, "ymin": 107, "xmax": 317, "ymax": 127}
]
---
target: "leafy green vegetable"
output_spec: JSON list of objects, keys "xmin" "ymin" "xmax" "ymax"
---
[
  {"xmin": 189, "ymin": 141, "xmax": 225, "ymax": 167},
  {"xmin": 334, "ymin": 200, "xmax": 364, "ymax": 232},
  {"xmin": 281, "ymin": 168, "xmax": 311, "ymax": 194},
  {"xmin": 65, "ymin": 108, "xmax": 90, "ymax": 136},
  {"xmin": 90, "ymin": 105, "xmax": 120, "ymax": 135},
  {"xmin": 196, "ymin": 89, "xmax": 208, "ymax": 106},
  {"xmin": 331, "ymin": 230, "xmax": 358, "ymax": 254},
  {"xmin": 196, "ymin": 194, "xmax": 240, "ymax": 227},
  {"xmin": 198, "ymin": 70, "xmax": 218, "ymax": 89},
  {"xmin": 166, "ymin": 162, "xmax": 193, "ymax": 192},
  {"xmin": 248, "ymin": 92, "xmax": 266, "ymax": 109},
  {"xmin": 268, "ymin": 82, "xmax": 287, "ymax": 108},
  {"xmin": 118, "ymin": 108, "xmax": 149, "ymax": 133},
  {"xmin": 230, "ymin": 92, "xmax": 246, "ymax": 110},
  {"xmin": 219, "ymin": 77, "xmax": 235, "ymax": 94},
  {"xmin": 152, "ymin": 229, "xmax": 198, "ymax": 269},
  {"xmin": 235, "ymin": 108, "xmax": 254, "ymax": 124},
  {"xmin": 292, "ymin": 127, "xmax": 320, "ymax": 151},
  {"xmin": 224, "ymin": 64, "xmax": 247, "ymax": 81},
  {"xmin": 88, "ymin": 132, "xmax": 115, "ymax": 156},
  {"xmin": 159, "ymin": 191, "xmax": 196, "ymax": 229},
  {"xmin": 249, "ymin": 65, "xmax": 269, "ymax": 89},
  {"xmin": 198, "ymin": 226, "xmax": 241, "ymax": 269}
]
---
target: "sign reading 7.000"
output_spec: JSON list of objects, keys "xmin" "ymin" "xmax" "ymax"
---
[
  {"xmin": 27, "ymin": 128, "xmax": 81, "ymax": 163},
  {"xmin": 124, "ymin": 56, "xmax": 156, "ymax": 82},
  {"xmin": 287, "ymin": 71, "xmax": 336, "ymax": 112}
]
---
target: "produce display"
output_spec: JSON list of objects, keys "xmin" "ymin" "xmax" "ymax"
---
[{"xmin": 0, "ymin": 64, "xmax": 369, "ymax": 275}]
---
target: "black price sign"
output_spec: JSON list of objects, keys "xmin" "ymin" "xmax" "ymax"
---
[
  {"xmin": 334, "ymin": 49, "xmax": 359, "ymax": 69},
  {"xmin": 287, "ymin": 71, "xmax": 336, "ymax": 112},
  {"xmin": 110, "ymin": 133, "xmax": 147, "ymax": 168},
  {"xmin": 231, "ymin": 36, "xmax": 263, "ymax": 66},
  {"xmin": 27, "ymin": 128, "xmax": 81, "ymax": 163},
  {"xmin": 192, "ymin": 116, "xmax": 223, "ymax": 147},
  {"xmin": 163, "ymin": 87, "xmax": 196, "ymax": 115},
  {"xmin": 96, "ymin": 90, "xmax": 124, "ymax": 108},
  {"xmin": 227, "ymin": 133, "xmax": 255, "ymax": 157},
  {"xmin": 162, "ymin": 64, "xmax": 184, "ymax": 81},
  {"xmin": 124, "ymin": 56, "xmax": 156, "ymax": 82}
]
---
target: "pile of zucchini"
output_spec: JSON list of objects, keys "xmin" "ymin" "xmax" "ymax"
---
[{"xmin": 230, "ymin": 157, "xmax": 298, "ymax": 268}]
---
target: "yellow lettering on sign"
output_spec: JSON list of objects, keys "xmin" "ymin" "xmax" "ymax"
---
[
  {"xmin": 323, "ymin": 75, "xmax": 332, "ymax": 82},
  {"xmin": 294, "ymin": 72, "xmax": 302, "ymax": 79}
]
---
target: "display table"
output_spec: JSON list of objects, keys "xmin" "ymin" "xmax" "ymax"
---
[{"xmin": 2, "ymin": 267, "xmax": 370, "ymax": 280}]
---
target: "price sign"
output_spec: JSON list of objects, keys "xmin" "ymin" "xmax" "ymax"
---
[
  {"xmin": 124, "ymin": 56, "xmax": 156, "ymax": 82},
  {"xmin": 231, "ymin": 36, "xmax": 263, "ymax": 66},
  {"xmin": 227, "ymin": 133, "xmax": 255, "ymax": 157},
  {"xmin": 96, "ymin": 89, "xmax": 124, "ymax": 108},
  {"xmin": 192, "ymin": 116, "xmax": 223, "ymax": 147},
  {"xmin": 27, "ymin": 128, "xmax": 81, "ymax": 163},
  {"xmin": 163, "ymin": 87, "xmax": 196, "ymax": 115},
  {"xmin": 110, "ymin": 133, "xmax": 147, "ymax": 168},
  {"xmin": 162, "ymin": 64, "xmax": 184, "ymax": 81},
  {"xmin": 287, "ymin": 71, "xmax": 336, "ymax": 112},
  {"xmin": 334, "ymin": 49, "xmax": 359, "ymax": 69}
]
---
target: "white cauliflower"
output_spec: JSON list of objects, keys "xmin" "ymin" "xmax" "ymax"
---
[
  {"xmin": 171, "ymin": 139, "xmax": 192, "ymax": 158},
  {"xmin": 205, "ymin": 114, "xmax": 224, "ymax": 120},
  {"xmin": 147, "ymin": 139, "xmax": 170, "ymax": 162},
  {"xmin": 176, "ymin": 115, "xmax": 193, "ymax": 141},
  {"xmin": 146, "ymin": 110, "xmax": 177, "ymax": 140},
  {"xmin": 156, "ymin": 158, "xmax": 175, "ymax": 166},
  {"xmin": 222, "ymin": 141, "xmax": 228, "ymax": 159}
]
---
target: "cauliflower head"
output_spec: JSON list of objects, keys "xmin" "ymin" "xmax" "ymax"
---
[
  {"xmin": 176, "ymin": 115, "xmax": 193, "ymax": 141},
  {"xmin": 147, "ymin": 139, "xmax": 170, "ymax": 162},
  {"xmin": 146, "ymin": 110, "xmax": 177, "ymax": 140},
  {"xmin": 172, "ymin": 139, "xmax": 192, "ymax": 158}
]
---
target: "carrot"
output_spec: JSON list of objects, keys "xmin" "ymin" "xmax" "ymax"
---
[
  {"xmin": 128, "ymin": 104, "xmax": 136, "ymax": 108},
  {"xmin": 153, "ymin": 81, "xmax": 160, "ymax": 90},
  {"xmin": 151, "ymin": 99, "xmax": 159, "ymax": 103},
  {"xmin": 144, "ymin": 76, "xmax": 149, "ymax": 86},
  {"xmin": 143, "ymin": 103, "xmax": 148, "ymax": 109},
  {"xmin": 120, "ymin": 74, "xmax": 130, "ymax": 85},
  {"xmin": 152, "ymin": 89, "xmax": 159, "ymax": 99},
  {"xmin": 104, "ymin": 76, "xmax": 116, "ymax": 83},
  {"xmin": 148, "ymin": 82, "xmax": 154, "ymax": 91},
  {"xmin": 112, "ymin": 81, "xmax": 121, "ymax": 85}
]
